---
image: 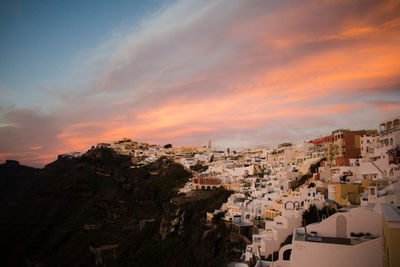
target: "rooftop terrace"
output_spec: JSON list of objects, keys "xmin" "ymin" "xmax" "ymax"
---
[{"xmin": 294, "ymin": 229, "xmax": 380, "ymax": 245}]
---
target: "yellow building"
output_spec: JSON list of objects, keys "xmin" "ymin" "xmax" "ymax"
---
[
  {"xmin": 334, "ymin": 183, "xmax": 363, "ymax": 205},
  {"xmin": 262, "ymin": 207, "xmax": 280, "ymax": 220},
  {"xmin": 221, "ymin": 183, "xmax": 239, "ymax": 191},
  {"xmin": 361, "ymin": 179, "xmax": 389, "ymax": 191},
  {"xmin": 382, "ymin": 203, "xmax": 400, "ymax": 267},
  {"xmin": 176, "ymin": 146, "xmax": 200, "ymax": 153}
]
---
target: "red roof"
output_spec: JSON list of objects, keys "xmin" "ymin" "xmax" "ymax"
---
[{"xmin": 308, "ymin": 136, "xmax": 332, "ymax": 145}]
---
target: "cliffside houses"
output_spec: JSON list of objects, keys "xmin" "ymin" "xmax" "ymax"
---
[
  {"xmin": 287, "ymin": 207, "xmax": 384, "ymax": 267},
  {"xmin": 63, "ymin": 115, "xmax": 399, "ymax": 267},
  {"xmin": 236, "ymin": 115, "xmax": 400, "ymax": 267}
]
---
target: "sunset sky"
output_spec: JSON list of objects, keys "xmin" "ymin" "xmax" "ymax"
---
[{"xmin": 1, "ymin": 0, "xmax": 400, "ymax": 167}]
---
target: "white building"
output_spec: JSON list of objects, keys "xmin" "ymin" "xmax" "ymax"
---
[
  {"xmin": 272, "ymin": 207, "xmax": 383, "ymax": 267},
  {"xmin": 370, "ymin": 116, "xmax": 400, "ymax": 180},
  {"xmin": 245, "ymin": 209, "xmax": 303, "ymax": 262},
  {"xmin": 361, "ymin": 133, "xmax": 378, "ymax": 160}
]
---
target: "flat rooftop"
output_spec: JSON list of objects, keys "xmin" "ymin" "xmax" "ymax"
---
[
  {"xmin": 294, "ymin": 230, "xmax": 379, "ymax": 245},
  {"xmin": 233, "ymin": 221, "xmax": 253, "ymax": 227},
  {"xmin": 381, "ymin": 203, "xmax": 400, "ymax": 222}
]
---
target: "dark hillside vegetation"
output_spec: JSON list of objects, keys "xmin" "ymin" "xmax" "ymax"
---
[{"xmin": 0, "ymin": 148, "xmax": 233, "ymax": 266}]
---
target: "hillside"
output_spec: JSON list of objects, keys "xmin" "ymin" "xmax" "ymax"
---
[{"xmin": 0, "ymin": 148, "xmax": 233, "ymax": 266}]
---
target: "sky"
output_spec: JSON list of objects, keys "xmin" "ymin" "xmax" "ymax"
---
[{"xmin": 1, "ymin": 0, "xmax": 400, "ymax": 167}]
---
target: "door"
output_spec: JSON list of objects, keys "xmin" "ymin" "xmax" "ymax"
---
[{"xmin": 336, "ymin": 215, "xmax": 347, "ymax": 238}]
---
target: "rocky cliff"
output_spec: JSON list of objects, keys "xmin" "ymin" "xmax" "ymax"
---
[{"xmin": 0, "ymin": 148, "xmax": 234, "ymax": 266}]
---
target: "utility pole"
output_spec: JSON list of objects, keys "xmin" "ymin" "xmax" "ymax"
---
[{"xmin": 303, "ymin": 218, "xmax": 308, "ymax": 241}]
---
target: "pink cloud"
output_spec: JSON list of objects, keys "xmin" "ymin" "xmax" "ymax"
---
[{"xmin": 1, "ymin": 0, "xmax": 400, "ymax": 167}]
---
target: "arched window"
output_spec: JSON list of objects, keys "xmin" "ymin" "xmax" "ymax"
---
[
  {"xmin": 283, "ymin": 249, "xmax": 292, "ymax": 261},
  {"xmin": 390, "ymin": 138, "xmax": 393, "ymax": 145}
]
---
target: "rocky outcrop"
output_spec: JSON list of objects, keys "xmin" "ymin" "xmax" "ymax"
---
[
  {"xmin": 160, "ymin": 205, "xmax": 185, "ymax": 240},
  {"xmin": 156, "ymin": 189, "xmax": 240, "ymax": 266},
  {"xmin": 0, "ymin": 148, "xmax": 237, "ymax": 267}
]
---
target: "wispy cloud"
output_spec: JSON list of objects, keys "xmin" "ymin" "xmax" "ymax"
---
[{"xmin": 1, "ymin": 0, "xmax": 400, "ymax": 166}]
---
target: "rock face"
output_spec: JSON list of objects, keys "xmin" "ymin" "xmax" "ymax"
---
[
  {"xmin": 157, "ymin": 189, "xmax": 236, "ymax": 266},
  {"xmin": 0, "ymin": 148, "xmax": 236, "ymax": 267},
  {"xmin": 160, "ymin": 206, "xmax": 185, "ymax": 240}
]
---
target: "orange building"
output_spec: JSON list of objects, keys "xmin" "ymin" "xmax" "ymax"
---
[
  {"xmin": 192, "ymin": 177, "xmax": 220, "ymax": 190},
  {"xmin": 328, "ymin": 129, "xmax": 375, "ymax": 166}
]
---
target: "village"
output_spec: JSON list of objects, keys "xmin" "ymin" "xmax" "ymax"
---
[{"xmin": 66, "ymin": 115, "xmax": 400, "ymax": 267}]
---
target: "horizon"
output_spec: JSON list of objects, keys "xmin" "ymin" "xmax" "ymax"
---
[
  {"xmin": 0, "ymin": 120, "xmax": 385, "ymax": 168},
  {"xmin": 1, "ymin": 0, "xmax": 400, "ymax": 167}
]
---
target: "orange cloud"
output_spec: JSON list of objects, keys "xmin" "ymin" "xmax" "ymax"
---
[{"xmin": 2, "ymin": 0, "xmax": 400, "ymax": 167}]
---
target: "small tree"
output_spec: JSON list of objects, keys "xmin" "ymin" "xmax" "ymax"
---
[
  {"xmin": 303, "ymin": 204, "xmax": 337, "ymax": 225},
  {"xmin": 164, "ymin": 144, "xmax": 172, "ymax": 149}
]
